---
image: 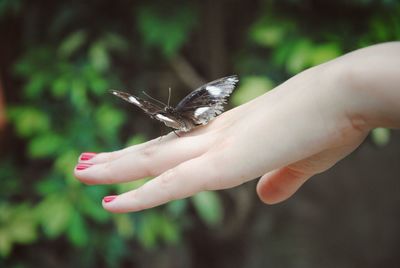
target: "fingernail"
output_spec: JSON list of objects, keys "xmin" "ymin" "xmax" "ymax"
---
[
  {"xmin": 75, "ymin": 163, "xmax": 93, "ymax": 171},
  {"xmin": 80, "ymin": 152, "xmax": 97, "ymax": 161},
  {"xmin": 103, "ymin": 195, "xmax": 117, "ymax": 203}
]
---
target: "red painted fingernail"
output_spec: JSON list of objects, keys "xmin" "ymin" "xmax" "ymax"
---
[
  {"xmin": 103, "ymin": 195, "xmax": 117, "ymax": 203},
  {"xmin": 80, "ymin": 152, "xmax": 97, "ymax": 161},
  {"xmin": 75, "ymin": 163, "xmax": 93, "ymax": 171}
]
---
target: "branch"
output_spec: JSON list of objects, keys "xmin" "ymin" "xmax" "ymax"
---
[{"xmin": 169, "ymin": 54, "xmax": 206, "ymax": 89}]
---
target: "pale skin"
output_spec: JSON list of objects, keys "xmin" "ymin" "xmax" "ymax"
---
[{"xmin": 74, "ymin": 42, "xmax": 400, "ymax": 213}]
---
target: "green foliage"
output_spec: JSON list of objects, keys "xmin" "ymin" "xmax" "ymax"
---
[
  {"xmin": 137, "ymin": 2, "xmax": 198, "ymax": 57},
  {"xmin": 192, "ymin": 191, "xmax": 223, "ymax": 227},
  {"xmin": 1, "ymin": 0, "xmax": 399, "ymax": 266},
  {"xmin": 232, "ymin": 76, "xmax": 274, "ymax": 106},
  {"xmin": 0, "ymin": 203, "xmax": 37, "ymax": 257}
]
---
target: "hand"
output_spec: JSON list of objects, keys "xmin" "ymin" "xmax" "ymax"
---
[{"xmin": 74, "ymin": 42, "xmax": 400, "ymax": 213}]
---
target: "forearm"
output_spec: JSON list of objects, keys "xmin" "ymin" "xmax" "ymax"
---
[{"xmin": 334, "ymin": 42, "xmax": 400, "ymax": 129}]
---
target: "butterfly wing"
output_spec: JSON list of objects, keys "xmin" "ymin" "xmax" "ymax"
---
[
  {"xmin": 175, "ymin": 75, "xmax": 239, "ymax": 125},
  {"xmin": 110, "ymin": 90, "xmax": 165, "ymax": 115}
]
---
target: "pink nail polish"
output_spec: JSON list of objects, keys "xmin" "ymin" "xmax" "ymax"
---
[
  {"xmin": 75, "ymin": 163, "xmax": 93, "ymax": 171},
  {"xmin": 103, "ymin": 195, "xmax": 117, "ymax": 203},
  {"xmin": 80, "ymin": 152, "xmax": 97, "ymax": 161}
]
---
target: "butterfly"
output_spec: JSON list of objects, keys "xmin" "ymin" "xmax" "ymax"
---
[{"xmin": 110, "ymin": 75, "xmax": 239, "ymax": 133}]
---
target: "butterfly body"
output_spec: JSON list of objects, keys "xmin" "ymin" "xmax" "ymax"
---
[{"xmin": 110, "ymin": 75, "xmax": 239, "ymax": 132}]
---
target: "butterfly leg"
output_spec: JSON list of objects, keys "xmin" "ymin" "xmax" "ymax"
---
[{"xmin": 173, "ymin": 130, "xmax": 181, "ymax": 137}]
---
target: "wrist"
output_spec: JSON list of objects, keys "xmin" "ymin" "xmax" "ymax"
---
[{"xmin": 329, "ymin": 43, "xmax": 400, "ymax": 130}]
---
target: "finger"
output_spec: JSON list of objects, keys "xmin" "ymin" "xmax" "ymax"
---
[
  {"xmin": 101, "ymin": 152, "xmax": 229, "ymax": 213},
  {"xmin": 78, "ymin": 132, "xmax": 178, "ymax": 164},
  {"xmin": 256, "ymin": 166, "xmax": 313, "ymax": 204},
  {"xmin": 74, "ymin": 134, "xmax": 213, "ymax": 185}
]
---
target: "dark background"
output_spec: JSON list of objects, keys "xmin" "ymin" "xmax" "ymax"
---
[{"xmin": 0, "ymin": 0, "xmax": 399, "ymax": 267}]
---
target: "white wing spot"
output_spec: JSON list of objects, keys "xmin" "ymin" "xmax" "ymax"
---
[
  {"xmin": 206, "ymin": 86, "xmax": 222, "ymax": 96},
  {"xmin": 156, "ymin": 114, "xmax": 175, "ymax": 123},
  {"xmin": 128, "ymin": 96, "xmax": 141, "ymax": 106},
  {"xmin": 194, "ymin": 107, "xmax": 210, "ymax": 117}
]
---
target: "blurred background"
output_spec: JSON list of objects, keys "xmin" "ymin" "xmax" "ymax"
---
[{"xmin": 1, "ymin": 0, "xmax": 400, "ymax": 267}]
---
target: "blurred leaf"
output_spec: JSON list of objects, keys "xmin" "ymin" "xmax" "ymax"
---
[
  {"xmin": 125, "ymin": 133, "xmax": 147, "ymax": 147},
  {"xmin": 70, "ymin": 78, "xmax": 88, "ymax": 110},
  {"xmin": 24, "ymin": 72, "xmax": 49, "ymax": 99},
  {"xmin": 95, "ymin": 104, "xmax": 126, "ymax": 137},
  {"xmin": 80, "ymin": 193, "xmax": 110, "ymax": 223},
  {"xmin": 232, "ymin": 76, "xmax": 274, "ymax": 106},
  {"xmin": 7, "ymin": 107, "xmax": 50, "ymax": 138},
  {"xmin": 9, "ymin": 206, "xmax": 37, "ymax": 244},
  {"xmin": 0, "ymin": 204, "xmax": 38, "ymax": 257},
  {"xmin": 371, "ymin": 128, "xmax": 391, "ymax": 147},
  {"xmin": 89, "ymin": 41, "xmax": 110, "ymax": 72},
  {"xmin": 114, "ymin": 214, "xmax": 135, "ymax": 238},
  {"xmin": 28, "ymin": 133, "xmax": 64, "ymax": 158},
  {"xmin": 36, "ymin": 194, "xmax": 73, "ymax": 238},
  {"xmin": 310, "ymin": 43, "xmax": 341, "ymax": 65},
  {"xmin": 54, "ymin": 150, "xmax": 80, "ymax": 185},
  {"xmin": 52, "ymin": 76, "xmax": 70, "ymax": 98},
  {"xmin": 102, "ymin": 32, "xmax": 129, "ymax": 52},
  {"xmin": 67, "ymin": 211, "xmax": 89, "ymax": 247},
  {"xmin": 59, "ymin": 30, "xmax": 87, "ymax": 58},
  {"xmin": 159, "ymin": 216, "xmax": 179, "ymax": 244},
  {"xmin": 250, "ymin": 17, "xmax": 292, "ymax": 47},
  {"xmin": 166, "ymin": 199, "xmax": 188, "ymax": 218},
  {"xmin": 137, "ymin": 212, "xmax": 158, "ymax": 249},
  {"xmin": 0, "ymin": 230, "xmax": 12, "ymax": 257},
  {"xmin": 286, "ymin": 39, "xmax": 313, "ymax": 74},
  {"xmin": 191, "ymin": 191, "xmax": 223, "ymax": 227},
  {"xmin": 137, "ymin": 3, "xmax": 197, "ymax": 57}
]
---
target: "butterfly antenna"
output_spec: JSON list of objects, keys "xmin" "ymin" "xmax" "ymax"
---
[
  {"xmin": 142, "ymin": 91, "xmax": 167, "ymax": 107},
  {"xmin": 168, "ymin": 87, "xmax": 171, "ymax": 107}
]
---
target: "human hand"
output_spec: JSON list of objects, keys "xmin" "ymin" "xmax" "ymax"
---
[{"xmin": 74, "ymin": 42, "xmax": 400, "ymax": 213}]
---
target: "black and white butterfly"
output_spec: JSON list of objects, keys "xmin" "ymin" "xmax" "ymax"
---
[{"xmin": 110, "ymin": 75, "xmax": 239, "ymax": 133}]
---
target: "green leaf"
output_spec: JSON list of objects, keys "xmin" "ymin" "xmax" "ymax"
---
[
  {"xmin": 125, "ymin": 134, "xmax": 147, "ymax": 147},
  {"xmin": 59, "ymin": 30, "xmax": 87, "ymax": 58},
  {"xmin": 95, "ymin": 104, "xmax": 126, "ymax": 137},
  {"xmin": 54, "ymin": 150, "xmax": 80, "ymax": 185},
  {"xmin": 159, "ymin": 216, "xmax": 179, "ymax": 244},
  {"xmin": 52, "ymin": 76, "xmax": 70, "ymax": 98},
  {"xmin": 166, "ymin": 199, "xmax": 187, "ymax": 217},
  {"xmin": 36, "ymin": 195, "xmax": 73, "ymax": 238},
  {"xmin": 137, "ymin": 212, "xmax": 158, "ymax": 249},
  {"xmin": 67, "ymin": 211, "xmax": 89, "ymax": 247},
  {"xmin": 24, "ymin": 72, "xmax": 49, "ymax": 99},
  {"xmin": 191, "ymin": 191, "xmax": 223, "ymax": 227},
  {"xmin": 137, "ymin": 3, "xmax": 197, "ymax": 57},
  {"xmin": 114, "ymin": 214, "xmax": 135, "ymax": 238},
  {"xmin": 102, "ymin": 32, "xmax": 129, "ymax": 52},
  {"xmin": 232, "ymin": 76, "xmax": 274, "ymax": 106},
  {"xmin": 0, "ymin": 230, "xmax": 12, "ymax": 257},
  {"xmin": 286, "ymin": 39, "xmax": 313, "ymax": 74},
  {"xmin": 89, "ymin": 41, "xmax": 110, "ymax": 72},
  {"xmin": 28, "ymin": 133, "xmax": 64, "ymax": 158},
  {"xmin": 310, "ymin": 43, "xmax": 341, "ymax": 66},
  {"xmin": 250, "ymin": 17, "xmax": 291, "ymax": 47},
  {"xmin": 371, "ymin": 128, "xmax": 391, "ymax": 147},
  {"xmin": 70, "ymin": 78, "xmax": 88, "ymax": 110},
  {"xmin": 7, "ymin": 106, "xmax": 50, "ymax": 138},
  {"xmin": 80, "ymin": 193, "xmax": 110, "ymax": 223}
]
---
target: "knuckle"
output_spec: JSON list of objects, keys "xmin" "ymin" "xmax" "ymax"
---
[
  {"xmin": 158, "ymin": 169, "xmax": 179, "ymax": 201},
  {"xmin": 160, "ymin": 169, "xmax": 176, "ymax": 188}
]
